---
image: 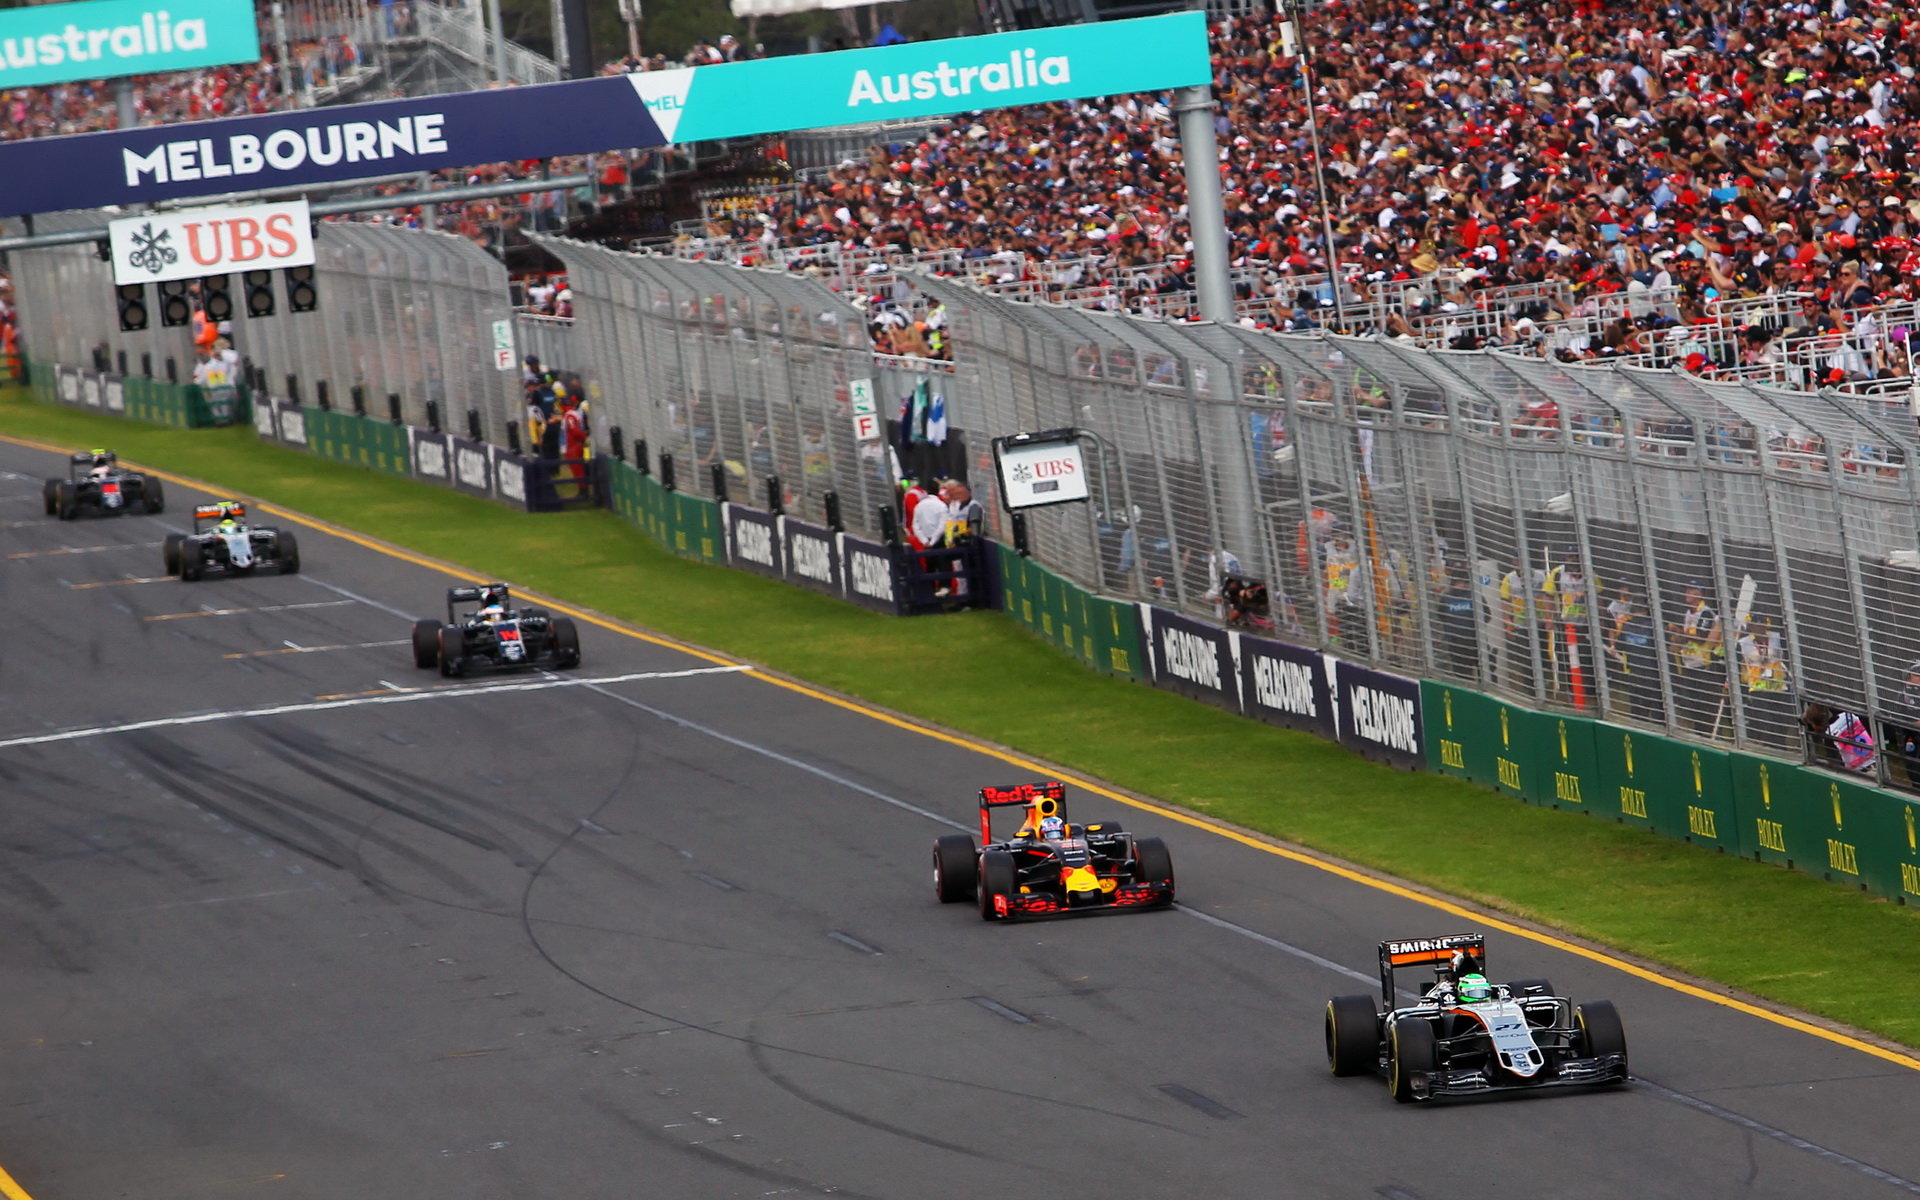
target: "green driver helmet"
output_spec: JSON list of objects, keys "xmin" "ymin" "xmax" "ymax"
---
[{"xmin": 1458, "ymin": 974, "xmax": 1494, "ymax": 1002}]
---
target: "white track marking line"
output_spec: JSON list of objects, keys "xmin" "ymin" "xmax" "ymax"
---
[
  {"xmin": 302, "ymin": 576, "xmax": 422, "ymax": 622},
  {"xmin": 0, "ymin": 666, "xmax": 751, "ymax": 749},
  {"xmin": 144, "ymin": 600, "xmax": 355, "ymax": 622},
  {"xmin": 67, "ymin": 576, "xmax": 175, "ymax": 588},
  {"xmin": 222, "ymin": 639, "xmax": 409, "ymax": 660},
  {"xmin": 9, "ymin": 541, "xmax": 164, "ymax": 559}
]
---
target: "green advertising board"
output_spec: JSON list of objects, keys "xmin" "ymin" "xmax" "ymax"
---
[
  {"xmin": 995, "ymin": 546, "xmax": 1142, "ymax": 681},
  {"xmin": 1725, "ymin": 755, "xmax": 1916, "ymax": 898},
  {"xmin": 1590, "ymin": 724, "xmax": 1736, "ymax": 851}
]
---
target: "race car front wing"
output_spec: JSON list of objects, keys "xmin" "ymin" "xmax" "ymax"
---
[
  {"xmin": 993, "ymin": 880, "xmax": 1173, "ymax": 917},
  {"xmin": 1408, "ymin": 1051, "xmax": 1629, "ymax": 1100}
]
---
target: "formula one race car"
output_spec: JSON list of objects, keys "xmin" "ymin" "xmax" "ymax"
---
[
  {"xmin": 1324, "ymin": 934, "xmax": 1629, "ymax": 1103},
  {"xmin": 933, "ymin": 781, "xmax": 1175, "ymax": 921},
  {"xmin": 411, "ymin": 583, "xmax": 581, "ymax": 677},
  {"xmin": 43, "ymin": 449, "xmax": 164, "ymax": 520},
  {"xmin": 164, "ymin": 501, "xmax": 300, "ymax": 580}
]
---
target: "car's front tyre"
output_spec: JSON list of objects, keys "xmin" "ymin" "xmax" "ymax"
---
[
  {"xmin": 1388, "ymin": 1019, "xmax": 1437, "ymax": 1103},
  {"xmin": 977, "ymin": 849, "xmax": 1015, "ymax": 922}
]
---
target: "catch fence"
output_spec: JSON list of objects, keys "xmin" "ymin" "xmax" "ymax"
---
[{"xmin": 14, "ymin": 219, "xmax": 1920, "ymax": 777}]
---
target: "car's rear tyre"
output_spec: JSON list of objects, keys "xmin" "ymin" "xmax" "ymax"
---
[
  {"xmin": 55, "ymin": 481, "xmax": 77, "ymax": 520},
  {"xmin": 1576, "ymin": 1000, "xmax": 1627, "ymax": 1071},
  {"xmin": 144, "ymin": 477, "xmax": 164, "ymax": 513},
  {"xmin": 438, "ymin": 625, "xmax": 466, "ymax": 677},
  {"xmin": 162, "ymin": 534, "xmax": 184, "ymax": 575},
  {"xmin": 550, "ymin": 616, "xmax": 581, "ymax": 668},
  {"xmin": 42, "ymin": 479, "xmax": 57, "ymax": 515},
  {"xmin": 1388, "ymin": 1018, "xmax": 1437, "ymax": 1103},
  {"xmin": 1508, "ymin": 977, "xmax": 1555, "ymax": 999},
  {"xmin": 277, "ymin": 530, "xmax": 300, "ymax": 574},
  {"xmin": 1326, "ymin": 994, "xmax": 1381, "ymax": 1077},
  {"xmin": 933, "ymin": 834, "xmax": 977, "ymax": 903},
  {"xmin": 977, "ymin": 849, "xmax": 1015, "ymax": 921},
  {"xmin": 1133, "ymin": 835, "xmax": 1175, "ymax": 905},
  {"xmin": 412, "ymin": 619, "xmax": 441, "ymax": 669}
]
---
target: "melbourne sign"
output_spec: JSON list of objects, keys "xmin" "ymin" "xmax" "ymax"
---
[
  {"xmin": 0, "ymin": 12, "xmax": 1207, "ymax": 216},
  {"xmin": 108, "ymin": 199, "xmax": 313, "ymax": 285},
  {"xmin": 1238, "ymin": 633, "xmax": 1335, "ymax": 739},
  {"xmin": 1334, "ymin": 659, "xmax": 1424, "ymax": 771},
  {"xmin": 0, "ymin": 0, "xmax": 258, "ymax": 89},
  {"xmin": 625, "ymin": 12, "xmax": 1208, "ymax": 143},
  {"xmin": 1140, "ymin": 605, "xmax": 1242, "ymax": 713}
]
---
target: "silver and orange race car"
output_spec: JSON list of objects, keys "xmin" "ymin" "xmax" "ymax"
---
[
  {"xmin": 932, "ymin": 781, "xmax": 1174, "ymax": 921},
  {"xmin": 1324, "ymin": 934, "xmax": 1630, "ymax": 1103}
]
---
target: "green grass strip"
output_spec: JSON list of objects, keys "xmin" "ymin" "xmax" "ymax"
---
[{"xmin": 8, "ymin": 389, "xmax": 1920, "ymax": 1050}]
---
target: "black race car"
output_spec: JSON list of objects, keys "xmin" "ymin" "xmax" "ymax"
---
[
  {"xmin": 1324, "ymin": 934, "xmax": 1629, "ymax": 1103},
  {"xmin": 412, "ymin": 583, "xmax": 581, "ymax": 677},
  {"xmin": 164, "ymin": 501, "xmax": 300, "ymax": 580},
  {"xmin": 933, "ymin": 781, "xmax": 1174, "ymax": 921},
  {"xmin": 43, "ymin": 449, "xmax": 163, "ymax": 519}
]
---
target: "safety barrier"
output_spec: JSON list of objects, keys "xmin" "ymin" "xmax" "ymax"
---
[
  {"xmin": 27, "ymin": 357, "xmax": 248, "ymax": 429},
  {"xmin": 998, "ymin": 545, "xmax": 1143, "ymax": 682}
]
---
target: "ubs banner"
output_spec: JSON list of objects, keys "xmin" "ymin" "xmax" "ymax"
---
[
  {"xmin": 724, "ymin": 504, "xmax": 783, "ymax": 579},
  {"xmin": 1334, "ymin": 660, "xmax": 1425, "ymax": 770},
  {"xmin": 1236, "ymin": 634, "xmax": 1336, "ymax": 739},
  {"xmin": 781, "ymin": 516, "xmax": 840, "ymax": 596},
  {"xmin": 1140, "ymin": 605, "xmax": 1242, "ymax": 713}
]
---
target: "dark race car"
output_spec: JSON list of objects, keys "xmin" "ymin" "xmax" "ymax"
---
[
  {"xmin": 412, "ymin": 583, "xmax": 581, "ymax": 678},
  {"xmin": 164, "ymin": 501, "xmax": 300, "ymax": 580},
  {"xmin": 43, "ymin": 449, "xmax": 164, "ymax": 520},
  {"xmin": 1324, "ymin": 933, "xmax": 1629, "ymax": 1103},
  {"xmin": 933, "ymin": 781, "xmax": 1174, "ymax": 921}
]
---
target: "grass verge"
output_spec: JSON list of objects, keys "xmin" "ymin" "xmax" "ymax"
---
[{"xmin": 7, "ymin": 389, "xmax": 1920, "ymax": 1050}]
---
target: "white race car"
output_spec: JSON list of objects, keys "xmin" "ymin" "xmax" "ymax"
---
[{"xmin": 1324, "ymin": 933, "xmax": 1629, "ymax": 1103}]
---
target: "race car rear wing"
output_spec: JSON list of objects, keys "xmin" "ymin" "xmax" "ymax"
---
[
  {"xmin": 1378, "ymin": 934, "xmax": 1485, "ymax": 1004},
  {"xmin": 193, "ymin": 502, "xmax": 245, "ymax": 520},
  {"xmin": 978, "ymin": 781, "xmax": 1067, "ymax": 845}
]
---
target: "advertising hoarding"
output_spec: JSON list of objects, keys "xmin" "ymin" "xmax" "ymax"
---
[
  {"xmin": 108, "ymin": 199, "xmax": 313, "ymax": 286},
  {"xmin": 0, "ymin": 0, "xmax": 259, "ymax": 89}
]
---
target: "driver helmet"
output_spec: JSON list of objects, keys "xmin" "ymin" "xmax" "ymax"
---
[
  {"xmin": 1037, "ymin": 815, "xmax": 1066, "ymax": 841},
  {"xmin": 1457, "ymin": 974, "xmax": 1494, "ymax": 1003},
  {"xmin": 218, "ymin": 517, "xmax": 239, "ymax": 532},
  {"xmin": 90, "ymin": 450, "xmax": 112, "ymax": 467}
]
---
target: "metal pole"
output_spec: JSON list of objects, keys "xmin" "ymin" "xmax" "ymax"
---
[
  {"xmin": 1283, "ymin": 2, "xmax": 1346, "ymax": 331},
  {"xmin": 272, "ymin": 1, "xmax": 293, "ymax": 101},
  {"xmin": 113, "ymin": 78, "xmax": 136, "ymax": 130},
  {"xmin": 488, "ymin": 0, "xmax": 507, "ymax": 83},
  {"xmin": 1172, "ymin": 84, "xmax": 1233, "ymax": 325}
]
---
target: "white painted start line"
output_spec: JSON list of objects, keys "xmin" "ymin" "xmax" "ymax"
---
[
  {"xmin": 0, "ymin": 665, "xmax": 753, "ymax": 749},
  {"xmin": 223, "ymin": 638, "xmax": 411, "ymax": 660},
  {"xmin": 144, "ymin": 600, "xmax": 356, "ymax": 622},
  {"xmin": 9, "ymin": 541, "xmax": 165, "ymax": 560}
]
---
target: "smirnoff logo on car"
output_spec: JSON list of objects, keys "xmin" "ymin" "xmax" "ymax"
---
[
  {"xmin": 1159, "ymin": 627, "xmax": 1221, "ymax": 690},
  {"xmin": 1252, "ymin": 655, "xmax": 1316, "ymax": 716},
  {"xmin": 455, "ymin": 445, "xmax": 487, "ymax": 489},
  {"xmin": 788, "ymin": 533, "xmax": 833, "ymax": 582},
  {"xmin": 734, "ymin": 519, "xmax": 775, "ymax": 567},
  {"xmin": 848, "ymin": 549, "xmax": 891, "ymax": 600}
]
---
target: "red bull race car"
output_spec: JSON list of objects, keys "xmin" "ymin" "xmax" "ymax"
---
[
  {"xmin": 932, "ymin": 781, "xmax": 1175, "ymax": 921},
  {"xmin": 43, "ymin": 449, "xmax": 164, "ymax": 520},
  {"xmin": 1324, "ymin": 934, "xmax": 1629, "ymax": 1103}
]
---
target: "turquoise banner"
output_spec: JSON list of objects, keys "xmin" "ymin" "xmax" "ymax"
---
[
  {"xmin": 628, "ymin": 12, "xmax": 1212, "ymax": 144},
  {"xmin": 0, "ymin": 0, "xmax": 259, "ymax": 89}
]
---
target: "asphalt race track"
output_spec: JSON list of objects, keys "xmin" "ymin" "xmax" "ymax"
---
[{"xmin": 1, "ymin": 437, "xmax": 1917, "ymax": 1200}]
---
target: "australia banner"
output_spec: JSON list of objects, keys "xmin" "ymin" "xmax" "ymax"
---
[{"xmin": 0, "ymin": 12, "xmax": 1208, "ymax": 217}]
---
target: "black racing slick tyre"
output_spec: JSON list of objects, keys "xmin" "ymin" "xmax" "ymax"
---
[
  {"xmin": 933, "ymin": 835, "xmax": 977, "ymax": 903},
  {"xmin": 438, "ymin": 625, "xmax": 466, "ymax": 677},
  {"xmin": 55, "ymin": 481, "xmax": 77, "ymax": 520},
  {"xmin": 412, "ymin": 619, "xmax": 441, "ymax": 669},
  {"xmin": 179, "ymin": 553, "xmax": 203, "ymax": 581},
  {"xmin": 1576, "ymin": 1000, "xmax": 1628, "ymax": 1069},
  {"xmin": 162, "ymin": 534, "xmax": 184, "ymax": 575},
  {"xmin": 1389, "ymin": 1019, "xmax": 1438, "ymax": 1103},
  {"xmin": 1133, "ymin": 835, "xmax": 1174, "ymax": 905},
  {"xmin": 977, "ymin": 849, "xmax": 1016, "ymax": 922},
  {"xmin": 1508, "ymin": 978, "xmax": 1555, "ymax": 999},
  {"xmin": 1326, "ymin": 995, "xmax": 1380, "ymax": 1077},
  {"xmin": 42, "ymin": 479, "xmax": 57, "ymax": 516},
  {"xmin": 550, "ymin": 616, "xmax": 581, "ymax": 669},
  {"xmin": 277, "ymin": 530, "xmax": 300, "ymax": 574},
  {"xmin": 144, "ymin": 477, "xmax": 164, "ymax": 513}
]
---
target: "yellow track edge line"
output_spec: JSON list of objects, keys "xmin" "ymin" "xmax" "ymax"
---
[{"xmin": 9, "ymin": 432, "xmax": 1919, "ymax": 1080}]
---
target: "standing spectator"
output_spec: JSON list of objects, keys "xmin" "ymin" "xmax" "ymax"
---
[
  {"xmin": 1434, "ymin": 571, "xmax": 1479, "ymax": 680},
  {"xmin": 559, "ymin": 393, "xmax": 588, "ymax": 483},
  {"xmin": 1668, "ymin": 582, "xmax": 1725, "ymax": 734},
  {"xmin": 911, "ymin": 479, "xmax": 952, "ymax": 597},
  {"xmin": 1606, "ymin": 589, "xmax": 1661, "ymax": 724}
]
